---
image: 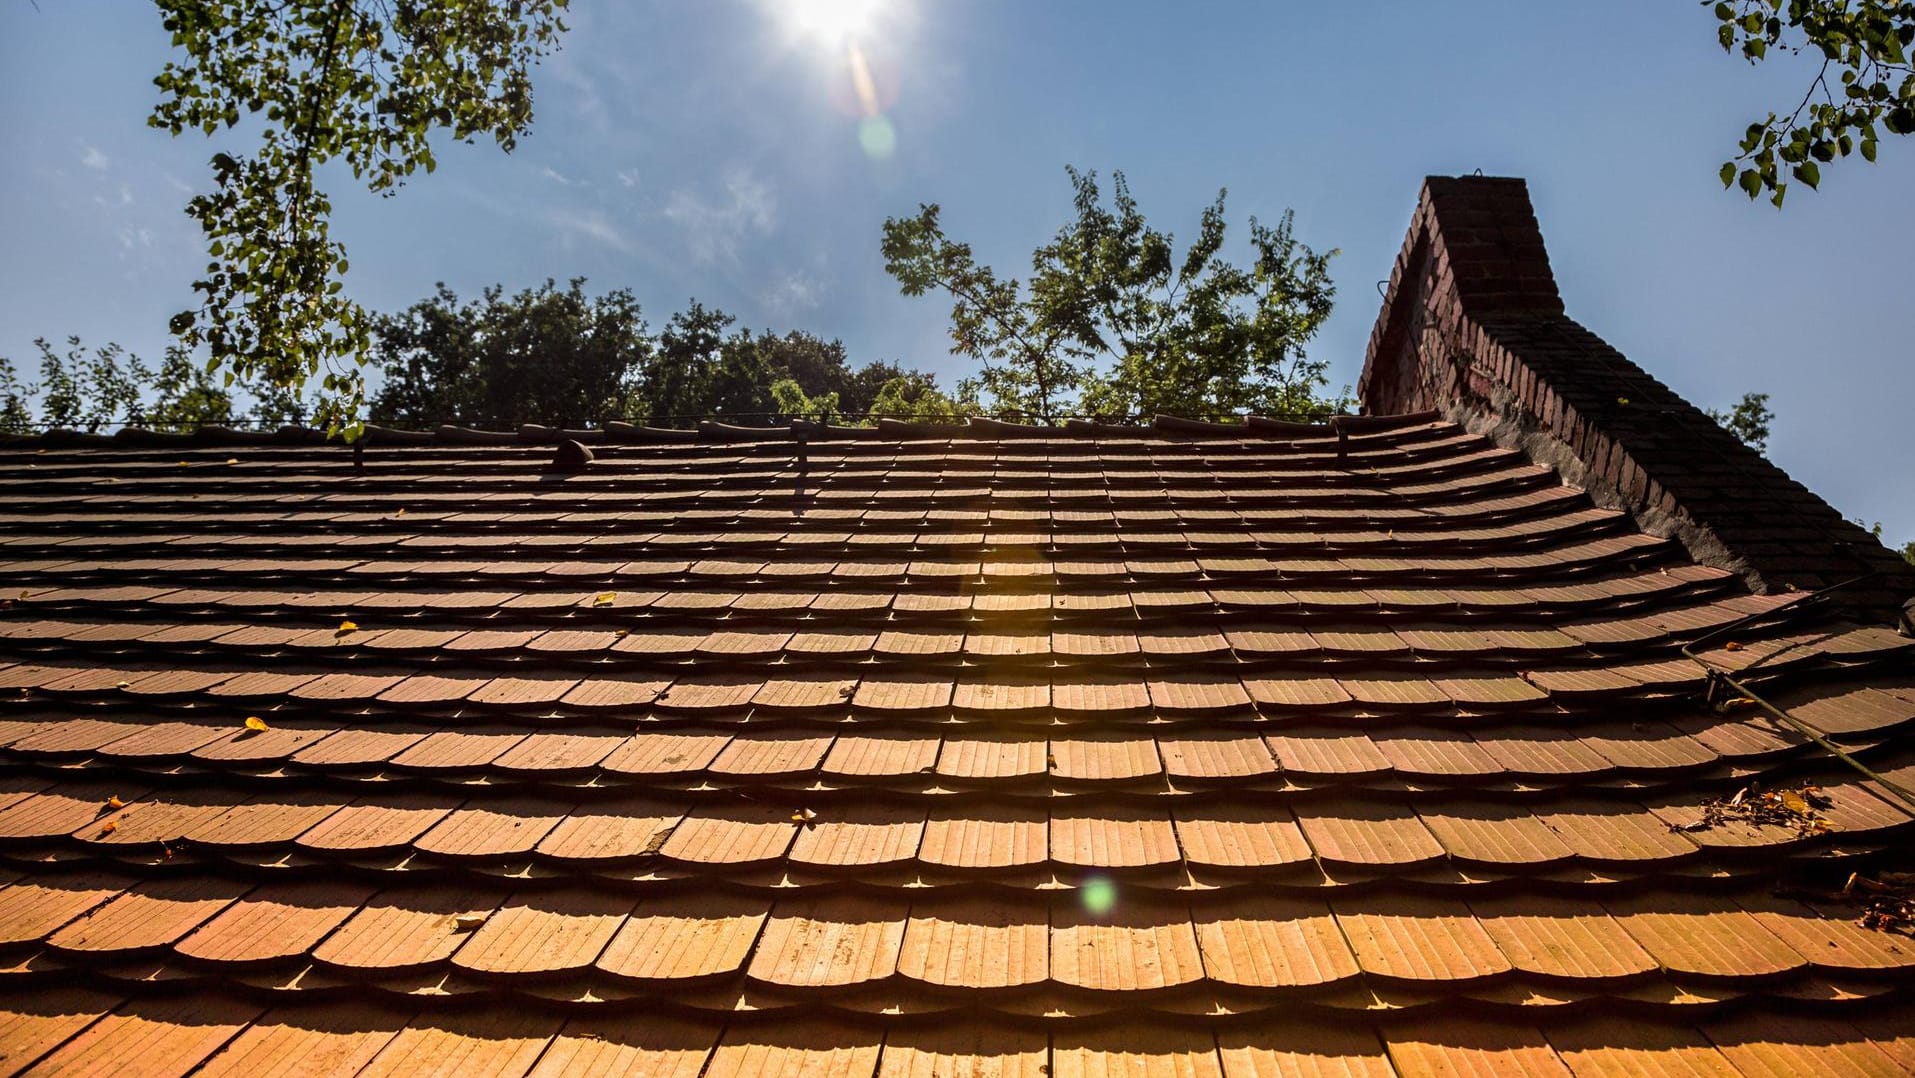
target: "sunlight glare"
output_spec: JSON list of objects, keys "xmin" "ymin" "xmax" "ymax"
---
[{"xmin": 787, "ymin": 0, "xmax": 884, "ymax": 44}]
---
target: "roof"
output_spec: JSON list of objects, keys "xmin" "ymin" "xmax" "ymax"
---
[{"xmin": 0, "ymin": 412, "xmax": 1912, "ymax": 1075}]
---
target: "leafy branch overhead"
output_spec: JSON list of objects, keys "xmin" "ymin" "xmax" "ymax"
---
[
  {"xmin": 882, "ymin": 167, "xmax": 1345, "ymax": 421},
  {"xmin": 150, "ymin": 0, "xmax": 570, "ymax": 438},
  {"xmin": 1710, "ymin": 0, "xmax": 1915, "ymax": 205}
]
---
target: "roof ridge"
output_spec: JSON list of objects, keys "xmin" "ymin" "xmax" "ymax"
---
[{"xmin": 0, "ymin": 411, "xmax": 1444, "ymax": 450}]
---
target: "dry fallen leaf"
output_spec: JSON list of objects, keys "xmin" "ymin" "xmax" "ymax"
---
[
  {"xmin": 105, "ymin": 796, "xmax": 126, "ymax": 810},
  {"xmin": 614, "ymin": 628, "xmax": 630, "ymax": 638},
  {"xmin": 1723, "ymin": 641, "xmax": 1745, "ymax": 652},
  {"xmin": 114, "ymin": 680, "xmax": 130, "ymax": 690},
  {"xmin": 97, "ymin": 820, "xmax": 119, "ymax": 836},
  {"xmin": 790, "ymin": 808, "xmax": 818, "ymax": 826},
  {"xmin": 453, "ymin": 913, "xmax": 487, "ymax": 932},
  {"xmin": 336, "ymin": 619, "xmax": 359, "ymax": 634},
  {"xmin": 594, "ymin": 592, "xmax": 616, "ymax": 607},
  {"xmin": 394, "ymin": 507, "xmax": 407, "ymax": 516},
  {"xmin": 244, "ymin": 716, "xmax": 270, "ymax": 732}
]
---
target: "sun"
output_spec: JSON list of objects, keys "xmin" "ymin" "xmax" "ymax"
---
[{"xmin": 785, "ymin": 0, "xmax": 885, "ymax": 43}]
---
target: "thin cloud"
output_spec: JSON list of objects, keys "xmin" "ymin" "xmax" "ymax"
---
[
  {"xmin": 763, "ymin": 269, "xmax": 826, "ymax": 315},
  {"xmin": 663, "ymin": 168, "xmax": 776, "ymax": 264},
  {"xmin": 80, "ymin": 146, "xmax": 110, "ymax": 171},
  {"xmin": 545, "ymin": 206, "xmax": 634, "ymax": 254}
]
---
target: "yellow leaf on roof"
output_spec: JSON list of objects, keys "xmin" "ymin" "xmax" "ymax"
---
[
  {"xmin": 97, "ymin": 820, "xmax": 118, "ymax": 836},
  {"xmin": 337, "ymin": 619, "xmax": 359, "ymax": 633},
  {"xmin": 453, "ymin": 913, "xmax": 487, "ymax": 932},
  {"xmin": 225, "ymin": 458, "xmax": 238, "ymax": 465},
  {"xmin": 594, "ymin": 592, "xmax": 615, "ymax": 606},
  {"xmin": 244, "ymin": 716, "xmax": 269, "ymax": 732},
  {"xmin": 105, "ymin": 796, "xmax": 126, "ymax": 810}
]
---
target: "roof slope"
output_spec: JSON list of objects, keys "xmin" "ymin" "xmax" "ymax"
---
[{"xmin": 0, "ymin": 417, "xmax": 1912, "ymax": 1075}]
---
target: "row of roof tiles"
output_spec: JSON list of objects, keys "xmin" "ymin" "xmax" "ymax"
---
[
  {"xmin": 6, "ymin": 873, "xmax": 1911, "ymax": 988},
  {"xmin": 5, "ymin": 994, "xmax": 1911, "ymax": 1078},
  {"xmin": 5, "ymin": 767, "xmax": 1911, "ymax": 868}
]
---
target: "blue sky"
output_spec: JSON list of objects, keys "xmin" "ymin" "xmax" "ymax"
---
[{"xmin": 1, "ymin": 1, "xmax": 1909, "ymax": 539}]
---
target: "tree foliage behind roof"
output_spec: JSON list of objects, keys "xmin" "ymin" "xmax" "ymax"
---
[
  {"xmin": 882, "ymin": 167, "xmax": 1345, "ymax": 421},
  {"xmin": 151, "ymin": 0, "xmax": 571, "ymax": 439},
  {"xmin": 366, "ymin": 280, "xmax": 958, "ymax": 428}
]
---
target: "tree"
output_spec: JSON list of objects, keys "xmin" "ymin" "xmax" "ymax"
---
[
  {"xmin": 1709, "ymin": 1, "xmax": 1915, "ymax": 206},
  {"xmin": 0, "ymin": 358, "xmax": 34, "ymax": 435},
  {"xmin": 34, "ymin": 338, "xmax": 87, "ymax": 431},
  {"xmin": 1707, "ymin": 391, "xmax": 1775, "ymax": 451},
  {"xmin": 863, "ymin": 372, "xmax": 972, "ymax": 423},
  {"xmin": 150, "ymin": 0, "xmax": 571, "ymax": 437},
  {"xmin": 147, "ymin": 346, "xmax": 235, "ymax": 430},
  {"xmin": 369, "ymin": 280, "xmax": 648, "ymax": 428},
  {"xmin": 882, "ymin": 167, "xmax": 1342, "ymax": 421}
]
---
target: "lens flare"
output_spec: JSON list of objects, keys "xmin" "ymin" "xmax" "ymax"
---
[
  {"xmin": 858, "ymin": 115, "xmax": 896, "ymax": 159},
  {"xmin": 1080, "ymin": 874, "xmax": 1117, "ymax": 916}
]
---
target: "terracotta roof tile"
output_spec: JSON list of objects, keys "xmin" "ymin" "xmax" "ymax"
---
[
  {"xmin": 1051, "ymin": 809, "xmax": 1181, "ymax": 868},
  {"xmin": 1296, "ymin": 803, "xmax": 1445, "ymax": 867},
  {"xmin": 656, "ymin": 676, "xmax": 762, "ymax": 711},
  {"xmin": 0, "ymin": 989, "xmax": 138, "ymax": 1075},
  {"xmin": 312, "ymin": 887, "xmax": 494, "ymax": 972},
  {"xmin": 451, "ymin": 889, "xmax": 634, "ymax": 975},
  {"xmin": 1194, "ymin": 896, "xmax": 1360, "ymax": 988},
  {"xmin": 1333, "ymin": 896, "xmax": 1514, "ymax": 982},
  {"xmin": 1216, "ymin": 1026, "xmax": 1394, "ymax": 1078},
  {"xmin": 415, "ymin": 798, "xmax": 570, "ymax": 859},
  {"xmin": 790, "ymin": 805, "xmax": 926, "ymax": 866},
  {"xmin": 1050, "ymin": 738, "xmax": 1162, "ymax": 781},
  {"xmin": 1264, "ymin": 729, "xmax": 1390, "ymax": 776},
  {"xmin": 1052, "ymin": 901, "xmax": 1206, "ymax": 991},
  {"xmin": 659, "ymin": 804, "xmax": 797, "ymax": 865},
  {"xmin": 709, "ymin": 732, "xmax": 833, "ymax": 776},
  {"xmin": 751, "ymin": 677, "xmax": 859, "ymax": 711},
  {"xmin": 1147, "ymin": 675, "xmax": 1252, "ymax": 712},
  {"xmin": 919, "ymin": 806, "xmax": 1047, "ymax": 869},
  {"xmin": 1604, "ymin": 891, "xmax": 1809, "ymax": 977},
  {"xmin": 21, "ymin": 996, "xmax": 261, "ymax": 1078},
  {"xmin": 1053, "ymin": 678, "xmax": 1153, "ymax": 713},
  {"xmin": 1382, "ymin": 1020, "xmax": 1571, "ymax": 1077},
  {"xmin": 1702, "ymin": 1012, "xmax": 1909, "ymax": 1076},
  {"xmin": 526, "ymin": 1016, "xmax": 717, "ymax": 1078},
  {"xmin": 853, "ymin": 675, "xmax": 954, "ymax": 712},
  {"xmin": 704, "ymin": 1022, "xmax": 882, "ymax": 1078},
  {"xmin": 191, "ymin": 1003, "xmax": 407, "ymax": 1078},
  {"xmin": 596, "ymin": 893, "xmax": 768, "ymax": 982},
  {"xmin": 0, "ymin": 870, "xmax": 135, "ymax": 945},
  {"xmin": 598, "ymin": 732, "xmax": 731, "ymax": 775},
  {"xmin": 822, "ymin": 734, "xmax": 940, "ymax": 776},
  {"xmin": 355, "ymin": 1011, "xmax": 558, "ymax": 1078},
  {"xmin": 536, "ymin": 800, "xmax": 681, "ymax": 861},
  {"xmin": 48, "ymin": 875, "xmax": 249, "ymax": 954},
  {"xmin": 877, "ymin": 1027, "xmax": 1048, "ymax": 1078},
  {"xmin": 1541, "ymin": 1017, "xmax": 1739, "ymax": 1078},
  {"xmin": 175, "ymin": 880, "xmax": 374, "ymax": 964},
  {"xmin": 295, "ymin": 794, "xmax": 453, "ymax": 853},
  {"xmin": 389, "ymin": 729, "xmax": 528, "ymax": 771},
  {"xmin": 898, "ymin": 899, "xmax": 1048, "ymax": 988},
  {"xmin": 1418, "ymin": 802, "xmax": 1575, "ymax": 865},
  {"xmin": 747, "ymin": 897, "xmax": 908, "ymax": 987}
]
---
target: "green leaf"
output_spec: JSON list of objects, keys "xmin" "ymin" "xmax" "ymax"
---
[
  {"xmin": 1793, "ymin": 160, "xmax": 1821, "ymax": 188},
  {"xmin": 1737, "ymin": 168, "xmax": 1763, "ymax": 198},
  {"xmin": 1719, "ymin": 162, "xmax": 1737, "ymax": 188}
]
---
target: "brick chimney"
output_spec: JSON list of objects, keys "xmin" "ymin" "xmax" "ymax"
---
[{"xmin": 1361, "ymin": 176, "xmax": 1914, "ymax": 615}]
